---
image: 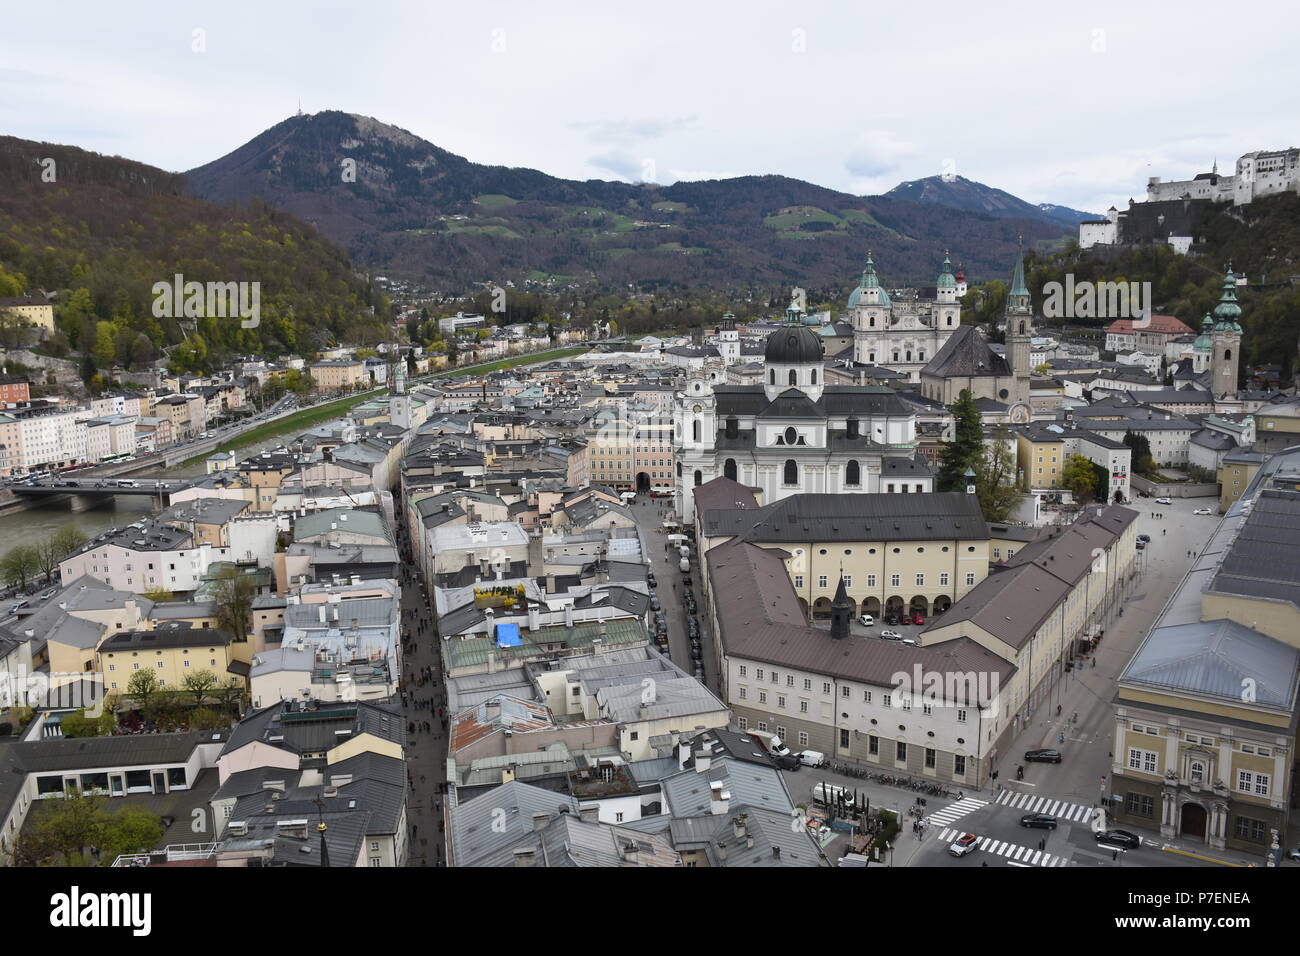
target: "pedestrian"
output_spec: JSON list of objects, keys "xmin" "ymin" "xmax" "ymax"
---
[{"xmin": 1112, "ymin": 849, "xmax": 1118, "ymax": 861}]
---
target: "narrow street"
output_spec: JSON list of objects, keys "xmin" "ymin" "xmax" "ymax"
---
[{"xmin": 395, "ymin": 522, "xmax": 449, "ymax": 867}]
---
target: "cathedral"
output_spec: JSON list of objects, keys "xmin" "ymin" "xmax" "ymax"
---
[
  {"xmin": 848, "ymin": 254, "xmax": 963, "ymax": 381},
  {"xmin": 674, "ymin": 312, "xmax": 929, "ymax": 521}
]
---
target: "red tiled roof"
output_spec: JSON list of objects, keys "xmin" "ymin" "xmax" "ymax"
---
[{"xmin": 1105, "ymin": 315, "xmax": 1193, "ymax": 336}]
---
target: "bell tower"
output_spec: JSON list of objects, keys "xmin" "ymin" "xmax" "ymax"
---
[
  {"xmin": 1005, "ymin": 245, "xmax": 1034, "ymax": 405},
  {"xmin": 1210, "ymin": 265, "xmax": 1243, "ymax": 401}
]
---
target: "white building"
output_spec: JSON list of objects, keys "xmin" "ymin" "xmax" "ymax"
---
[{"xmin": 849, "ymin": 254, "xmax": 962, "ymax": 382}]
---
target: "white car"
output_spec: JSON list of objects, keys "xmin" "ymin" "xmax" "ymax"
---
[
  {"xmin": 880, "ymin": 629, "xmax": 902, "ymax": 640},
  {"xmin": 1193, "ymin": 508, "xmax": 1213, "ymax": 516},
  {"xmin": 859, "ymin": 613, "xmax": 874, "ymax": 626},
  {"xmin": 1154, "ymin": 497, "xmax": 1172, "ymax": 505}
]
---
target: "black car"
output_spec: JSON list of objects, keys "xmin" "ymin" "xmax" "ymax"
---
[
  {"xmin": 1137, "ymin": 534, "xmax": 1151, "ymax": 543},
  {"xmin": 884, "ymin": 614, "xmax": 900, "ymax": 626},
  {"xmin": 1024, "ymin": 749, "xmax": 1063, "ymax": 764},
  {"xmin": 1020, "ymin": 813, "xmax": 1058, "ymax": 830},
  {"xmin": 1095, "ymin": 829, "xmax": 1141, "ymax": 850},
  {"xmin": 771, "ymin": 753, "xmax": 801, "ymax": 771}
]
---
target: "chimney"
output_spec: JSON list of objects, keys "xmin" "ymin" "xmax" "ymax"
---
[
  {"xmin": 563, "ymin": 604, "xmax": 574, "ymax": 628},
  {"xmin": 709, "ymin": 781, "xmax": 731, "ymax": 815},
  {"xmin": 578, "ymin": 803, "xmax": 599, "ymax": 824},
  {"xmin": 772, "ymin": 845, "xmax": 782, "ymax": 859},
  {"xmin": 545, "ymin": 573, "xmax": 556, "ymax": 593},
  {"xmin": 715, "ymin": 840, "xmax": 728, "ymax": 863},
  {"xmin": 318, "ymin": 605, "xmax": 326, "ymax": 623},
  {"xmin": 732, "ymin": 813, "xmax": 748, "ymax": 840},
  {"xmin": 512, "ymin": 846, "xmax": 537, "ymax": 867},
  {"xmin": 527, "ymin": 605, "xmax": 540, "ymax": 631},
  {"xmin": 531, "ymin": 812, "xmax": 550, "ymax": 832},
  {"xmin": 694, "ymin": 750, "xmax": 712, "ymax": 773}
]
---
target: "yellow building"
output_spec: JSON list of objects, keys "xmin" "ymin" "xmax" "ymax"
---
[
  {"xmin": 1111, "ymin": 474, "xmax": 1300, "ymax": 856},
  {"xmin": 698, "ymin": 490, "xmax": 992, "ymax": 622},
  {"xmin": 99, "ymin": 626, "xmax": 237, "ymax": 696},
  {"xmin": 309, "ymin": 360, "xmax": 366, "ymax": 391},
  {"xmin": 0, "ymin": 296, "xmax": 55, "ymax": 336},
  {"xmin": 1217, "ymin": 449, "xmax": 1267, "ymax": 513},
  {"xmin": 1017, "ymin": 430, "xmax": 1065, "ymax": 489}
]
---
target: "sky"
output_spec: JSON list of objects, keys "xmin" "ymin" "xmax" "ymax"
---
[{"xmin": 3, "ymin": 0, "xmax": 1298, "ymax": 214}]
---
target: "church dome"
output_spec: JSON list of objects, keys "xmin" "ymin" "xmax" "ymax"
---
[
  {"xmin": 936, "ymin": 254, "xmax": 956, "ymax": 289},
  {"xmin": 1193, "ymin": 314, "xmax": 1213, "ymax": 351},
  {"xmin": 765, "ymin": 322, "xmax": 824, "ymax": 364},
  {"xmin": 1212, "ymin": 266, "xmax": 1243, "ymax": 332}
]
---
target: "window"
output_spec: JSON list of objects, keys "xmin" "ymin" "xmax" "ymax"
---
[
  {"xmin": 1189, "ymin": 761, "xmax": 1205, "ymax": 784},
  {"xmin": 783, "ymin": 459, "xmax": 798, "ymax": 485},
  {"xmin": 739, "ymin": 665, "xmax": 747, "ymax": 677},
  {"xmin": 777, "ymin": 696, "xmax": 786, "ymax": 709},
  {"xmin": 758, "ymin": 691, "xmax": 767, "ymax": 704},
  {"xmin": 925, "ymin": 748, "xmax": 936, "ymax": 769},
  {"xmin": 1128, "ymin": 748, "xmax": 1159, "ymax": 774},
  {"xmin": 922, "ymin": 703, "xmax": 932, "ymax": 716},
  {"xmin": 846, "ymin": 460, "xmax": 861, "ymax": 486},
  {"xmin": 1233, "ymin": 817, "xmax": 1266, "ymax": 842},
  {"xmin": 957, "ymin": 709, "xmax": 967, "ymax": 723},
  {"xmin": 789, "ymin": 370, "xmax": 797, "ymax": 387},
  {"xmin": 915, "ymin": 573, "xmax": 925, "ymax": 587},
  {"xmin": 843, "ymin": 575, "xmax": 852, "ymax": 588},
  {"xmin": 798, "ymin": 731, "xmax": 809, "ymax": 747},
  {"xmin": 883, "ymin": 694, "xmax": 892, "ymax": 707},
  {"xmin": 896, "ymin": 742, "xmax": 907, "ymax": 762},
  {"xmin": 840, "ymin": 728, "xmax": 850, "ymax": 748},
  {"xmin": 890, "ymin": 574, "xmax": 900, "ymax": 588},
  {"xmin": 755, "ymin": 669, "xmax": 763, "ymax": 681},
  {"xmin": 799, "ymin": 700, "xmax": 808, "ymax": 713},
  {"xmin": 818, "ymin": 575, "xmax": 828, "ymax": 588},
  {"xmin": 939, "ymin": 573, "xmax": 949, "ymax": 586},
  {"xmin": 823, "ymin": 682, "xmax": 831, "ymax": 694},
  {"xmin": 786, "ymin": 675, "xmax": 794, "ymax": 687},
  {"xmin": 737, "ymin": 716, "xmax": 748, "ymax": 730},
  {"xmin": 901, "ymin": 697, "xmax": 911, "ymax": 711},
  {"xmin": 954, "ymin": 755, "xmax": 966, "ymax": 776},
  {"xmin": 868, "ymin": 735, "xmax": 879, "ymax": 755},
  {"xmin": 794, "ymin": 575, "xmax": 804, "ymax": 588},
  {"xmin": 863, "ymin": 690, "xmax": 872, "ymax": 703},
  {"xmin": 965, "ymin": 573, "xmax": 976, "ymax": 586},
  {"xmin": 866, "ymin": 574, "xmax": 876, "ymax": 587},
  {"xmin": 1126, "ymin": 793, "xmax": 1155, "ymax": 817},
  {"xmin": 739, "ymin": 687, "xmax": 747, "ymax": 700},
  {"xmin": 771, "ymin": 671, "xmax": 779, "ymax": 684},
  {"xmin": 841, "ymin": 686, "xmax": 850, "ymax": 698}
]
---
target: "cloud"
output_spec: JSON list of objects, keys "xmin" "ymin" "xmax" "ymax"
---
[
  {"xmin": 570, "ymin": 116, "xmax": 700, "ymax": 146},
  {"xmin": 844, "ymin": 130, "xmax": 918, "ymax": 178},
  {"xmin": 588, "ymin": 151, "xmax": 650, "ymax": 182}
]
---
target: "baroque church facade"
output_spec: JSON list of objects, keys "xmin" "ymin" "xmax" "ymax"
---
[
  {"xmin": 848, "ymin": 254, "xmax": 963, "ymax": 382},
  {"xmin": 674, "ymin": 315, "xmax": 929, "ymax": 521}
]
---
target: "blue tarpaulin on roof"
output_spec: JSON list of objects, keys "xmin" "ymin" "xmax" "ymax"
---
[{"xmin": 495, "ymin": 622, "xmax": 522, "ymax": 648}]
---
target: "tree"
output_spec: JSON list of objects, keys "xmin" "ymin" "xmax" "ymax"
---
[
  {"xmin": 59, "ymin": 706, "xmax": 116, "ymax": 738},
  {"xmin": 1122, "ymin": 430, "xmax": 1157, "ymax": 475},
  {"xmin": 0, "ymin": 544, "xmax": 40, "ymax": 590},
  {"xmin": 974, "ymin": 427, "xmax": 1022, "ymax": 522},
  {"xmin": 37, "ymin": 525, "xmax": 88, "ymax": 584},
  {"xmin": 96, "ymin": 807, "xmax": 164, "ymax": 864},
  {"xmin": 212, "ymin": 567, "xmax": 254, "ymax": 644},
  {"xmin": 25, "ymin": 788, "xmax": 105, "ymax": 865},
  {"xmin": 936, "ymin": 389, "xmax": 985, "ymax": 492},
  {"xmin": 142, "ymin": 586, "xmax": 174, "ymax": 603},
  {"xmin": 182, "ymin": 669, "xmax": 220, "ymax": 709},
  {"xmin": 1061, "ymin": 454, "xmax": 1099, "ymax": 504},
  {"xmin": 126, "ymin": 668, "xmax": 159, "ymax": 709}
]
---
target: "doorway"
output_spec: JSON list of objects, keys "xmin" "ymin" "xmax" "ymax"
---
[
  {"xmin": 636, "ymin": 472, "xmax": 650, "ymax": 494},
  {"xmin": 1179, "ymin": 801, "xmax": 1207, "ymax": 840},
  {"xmin": 152, "ymin": 772, "xmax": 167, "ymax": 795}
]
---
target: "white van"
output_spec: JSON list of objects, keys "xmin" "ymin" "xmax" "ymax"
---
[
  {"xmin": 118, "ymin": 479, "xmax": 138, "ymax": 488},
  {"xmin": 797, "ymin": 750, "xmax": 826, "ymax": 768},
  {"xmin": 812, "ymin": 781, "xmax": 863, "ymax": 810}
]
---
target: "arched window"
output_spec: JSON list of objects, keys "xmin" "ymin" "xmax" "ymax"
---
[
  {"xmin": 676, "ymin": 461, "xmax": 682, "ymax": 478},
  {"xmin": 693, "ymin": 470, "xmax": 702, "ymax": 487},
  {"xmin": 783, "ymin": 459, "xmax": 798, "ymax": 486},
  {"xmin": 692, "ymin": 419, "xmax": 701, "ymax": 443},
  {"xmin": 846, "ymin": 460, "xmax": 861, "ymax": 486},
  {"xmin": 1018, "ymin": 321, "xmax": 1025, "ymax": 334},
  {"xmin": 811, "ymin": 369, "xmax": 817, "ymax": 385},
  {"xmin": 905, "ymin": 351, "xmax": 912, "ymax": 361},
  {"xmin": 724, "ymin": 459, "xmax": 737, "ymax": 481},
  {"xmin": 1224, "ymin": 348, "xmax": 1232, "ymax": 360},
  {"xmin": 784, "ymin": 427, "xmax": 797, "ymax": 445},
  {"xmin": 788, "ymin": 369, "xmax": 798, "ymax": 386},
  {"xmin": 769, "ymin": 369, "xmax": 776, "ymax": 385}
]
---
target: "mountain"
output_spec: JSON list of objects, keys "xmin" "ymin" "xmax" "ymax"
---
[
  {"xmin": 0, "ymin": 135, "xmax": 388, "ymax": 371},
  {"xmin": 884, "ymin": 175, "xmax": 1097, "ymax": 230},
  {"xmin": 186, "ymin": 111, "xmax": 1071, "ymax": 294}
]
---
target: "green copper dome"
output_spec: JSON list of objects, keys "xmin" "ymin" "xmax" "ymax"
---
[
  {"xmin": 1212, "ymin": 266, "xmax": 1242, "ymax": 331},
  {"xmin": 936, "ymin": 254, "xmax": 956, "ymax": 289},
  {"xmin": 1193, "ymin": 314, "xmax": 1214, "ymax": 351},
  {"xmin": 848, "ymin": 254, "xmax": 891, "ymax": 307}
]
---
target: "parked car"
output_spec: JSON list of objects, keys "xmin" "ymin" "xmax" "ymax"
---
[
  {"xmin": 1136, "ymin": 540, "xmax": 1146, "ymax": 550},
  {"xmin": 859, "ymin": 613, "xmax": 874, "ymax": 626},
  {"xmin": 650, "ymin": 596, "xmax": 661, "ymax": 611},
  {"xmin": 948, "ymin": 833, "xmax": 979, "ymax": 857},
  {"xmin": 8, "ymin": 600, "xmax": 29, "ymax": 614},
  {"xmin": 690, "ymin": 645, "xmax": 702, "ymax": 661},
  {"xmin": 770, "ymin": 752, "xmax": 801, "ymax": 771},
  {"xmin": 39, "ymin": 588, "xmax": 56, "ymax": 601},
  {"xmin": 911, "ymin": 613, "xmax": 926, "ymax": 626},
  {"xmin": 1024, "ymin": 749, "xmax": 1063, "ymax": 764},
  {"xmin": 797, "ymin": 750, "xmax": 826, "ymax": 768},
  {"xmin": 1095, "ymin": 829, "xmax": 1141, "ymax": 850},
  {"xmin": 1154, "ymin": 497, "xmax": 1173, "ymax": 505},
  {"xmin": 880, "ymin": 629, "xmax": 903, "ymax": 640},
  {"xmin": 646, "ymin": 571, "xmax": 656, "ymax": 587},
  {"xmin": 1020, "ymin": 813, "xmax": 1058, "ymax": 830},
  {"xmin": 884, "ymin": 614, "xmax": 901, "ymax": 626},
  {"xmin": 1193, "ymin": 508, "xmax": 1213, "ymax": 516},
  {"xmin": 1137, "ymin": 534, "xmax": 1151, "ymax": 543}
]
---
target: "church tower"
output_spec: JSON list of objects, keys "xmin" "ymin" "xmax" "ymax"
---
[
  {"xmin": 389, "ymin": 358, "xmax": 413, "ymax": 431},
  {"xmin": 717, "ymin": 312, "xmax": 740, "ymax": 366},
  {"xmin": 934, "ymin": 253, "xmax": 960, "ymax": 330},
  {"xmin": 851, "ymin": 254, "xmax": 892, "ymax": 366},
  {"xmin": 1211, "ymin": 265, "xmax": 1243, "ymax": 401},
  {"xmin": 1005, "ymin": 249, "xmax": 1034, "ymax": 405},
  {"xmin": 1192, "ymin": 314, "xmax": 1214, "ymax": 374},
  {"xmin": 764, "ymin": 294, "xmax": 825, "ymax": 402}
]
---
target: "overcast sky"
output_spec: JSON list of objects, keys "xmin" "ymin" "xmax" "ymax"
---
[{"xmin": 4, "ymin": 1, "xmax": 1297, "ymax": 214}]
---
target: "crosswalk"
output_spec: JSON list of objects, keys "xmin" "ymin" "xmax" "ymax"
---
[
  {"xmin": 995, "ymin": 789, "xmax": 1096, "ymax": 824},
  {"xmin": 939, "ymin": 827, "xmax": 1068, "ymax": 867},
  {"xmin": 923, "ymin": 797, "xmax": 988, "ymax": 829}
]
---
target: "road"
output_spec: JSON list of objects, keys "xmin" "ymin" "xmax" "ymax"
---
[{"xmin": 629, "ymin": 494, "xmax": 707, "ymax": 685}]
